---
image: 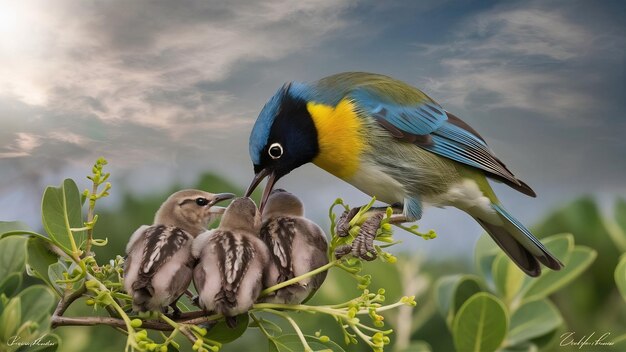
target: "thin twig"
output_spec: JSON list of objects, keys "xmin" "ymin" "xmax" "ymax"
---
[{"xmin": 52, "ymin": 284, "xmax": 86, "ymax": 319}]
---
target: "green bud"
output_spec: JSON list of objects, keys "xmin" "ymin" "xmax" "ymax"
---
[
  {"xmin": 319, "ymin": 336, "xmax": 330, "ymax": 343},
  {"xmin": 130, "ymin": 319, "xmax": 142, "ymax": 328},
  {"xmin": 85, "ymin": 299, "xmax": 95, "ymax": 306},
  {"xmin": 160, "ymin": 345, "xmax": 168, "ymax": 352}
]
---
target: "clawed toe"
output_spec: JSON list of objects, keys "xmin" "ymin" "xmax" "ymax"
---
[
  {"xmin": 336, "ymin": 208, "xmax": 360, "ymax": 237},
  {"xmin": 335, "ymin": 244, "xmax": 352, "ymax": 258}
]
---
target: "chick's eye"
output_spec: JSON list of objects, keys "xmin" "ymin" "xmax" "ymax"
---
[
  {"xmin": 195, "ymin": 198, "xmax": 209, "ymax": 206},
  {"xmin": 268, "ymin": 143, "xmax": 283, "ymax": 159}
]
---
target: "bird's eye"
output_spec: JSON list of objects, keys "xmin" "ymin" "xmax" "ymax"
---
[
  {"xmin": 268, "ymin": 143, "xmax": 283, "ymax": 159},
  {"xmin": 195, "ymin": 198, "xmax": 209, "ymax": 206}
]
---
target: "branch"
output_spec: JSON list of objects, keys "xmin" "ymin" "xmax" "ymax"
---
[
  {"xmin": 50, "ymin": 311, "xmax": 223, "ymax": 331},
  {"xmin": 51, "ymin": 316, "xmax": 172, "ymax": 331},
  {"xmin": 53, "ymin": 284, "xmax": 86, "ymax": 318}
]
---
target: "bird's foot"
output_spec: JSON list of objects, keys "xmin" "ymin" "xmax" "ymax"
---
[
  {"xmin": 335, "ymin": 212, "xmax": 384, "ymax": 261},
  {"xmin": 167, "ymin": 302, "xmax": 182, "ymax": 319},
  {"xmin": 336, "ymin": 207, "xmax": 360, "ymax": 237},
  {"xmin": 191, "ymin": 295, "xmax": 201, "ymax": 308}
]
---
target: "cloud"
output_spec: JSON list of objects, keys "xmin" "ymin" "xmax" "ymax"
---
[
  {"xmin": 416, "ymin": 3, "xmax": 624, "ymax": 119},
  {"xmin": 0, "ymin": 133, "xmax": 42, "ymax": 158},
  {"xmin": 0, "ymin": 0, "xmax": 355, "ymax": 131}
]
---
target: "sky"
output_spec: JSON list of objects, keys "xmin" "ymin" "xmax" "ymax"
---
[{"xmin": 1, "ymin": 0, "xmax": 625, "ymax": 258}]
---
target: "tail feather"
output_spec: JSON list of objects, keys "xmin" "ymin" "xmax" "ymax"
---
[
  {"xmin": 475, "ymin": 204, "xmax": 564, "ymax": 277},
  {"xmin": 475, "ymin": 218, "xmax": 542, "ymax": 276}
]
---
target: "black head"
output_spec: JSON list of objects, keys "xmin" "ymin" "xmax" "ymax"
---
[{"xmin": 246, "ymin": 83, "xmax": 319, "ymax": 211}]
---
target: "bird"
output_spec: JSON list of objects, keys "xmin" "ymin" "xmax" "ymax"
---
[
  {"xmin": 192, "ymin": 197, "xmax": 270, "ymax": 328},
  {"xmin": 123, "ymin": 190, "xmax": 234, "ymax": 315},
  {"xmin": 259, "ymin": 189, "xmax": 329, "ymax": 304},
  {"xmin": 244, "ymin": 71, "xmax": 563, "ymax": 277}
]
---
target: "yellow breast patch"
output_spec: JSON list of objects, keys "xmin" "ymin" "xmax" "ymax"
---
[{"xmin": 307, "ymin": 99, "xmax": 368, "ymax": 179}]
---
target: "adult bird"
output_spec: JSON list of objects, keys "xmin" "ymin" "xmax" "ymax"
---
[{"xmin": 245, "ymin": 72, "xmax": 563, "ymax": 277}]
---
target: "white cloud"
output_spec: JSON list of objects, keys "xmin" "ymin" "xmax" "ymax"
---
[
  {"xmin": 417, "ymin": 4, "xmax": 614, "ymax": 118},
  {"xmin": 0, "ymin": 132, "xmax": 42, "ymax": 158},
  {"xmin": 0, "ymin": 0, "xmax": 354, "ymax": 133}
]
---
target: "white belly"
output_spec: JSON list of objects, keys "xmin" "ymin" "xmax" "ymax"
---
[{"xmin": 348, "ymin": 161, "xmax": 406, "ymax": 205}]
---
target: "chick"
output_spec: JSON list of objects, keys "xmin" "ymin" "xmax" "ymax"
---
[
  {"xmin": 192, "ymin": 197, "xmax": 270, "ymax": 328},
  {"xmin": 124, "ymin": 190, "xmax": 234, "ymax": 315},
  {"xmin": 260, "ymin": 189, "xmax": 329, "ymax": 304}
]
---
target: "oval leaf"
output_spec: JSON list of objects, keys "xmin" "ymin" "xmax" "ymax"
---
[
  {"xmin": 492, "ymin": 253, "xmax": 526, "ymax": 304},
  {"xmin": 474, "ymin": 234, "xmax": 500, "ymax": 281},
  {"xmin": 522, "ymin": 246, "xmax": 597, "ymax": 302},
  {"xmin": 41, "ymin": 179, "xmax": 85, "ymax": 253},
  {"xmin": 452, "ymin": 293, "xmax": 508, "ymax": 352},
  {"xmin": 0, "ymin": 221, "xmax": 32, "ymax": 238},
  {"xmin": 0, "ymin": 236, "xmax": 27, "ymax": 279},
  {"xmin": 18, "ymin": 285, "xmax": 56, "ymax": 325},
  {"xmin": 435, "ymin": 275, "xmax": 483, "ymax": 320},
  {"xmin": 615, "ymin": 254, "xmax": 626, "ymax": 302},
  {"xmin": 0, "ymin": 273, "xmax": 23, "ymax": 297},
  {"xmin": 26, "ymin": 238, "xmax": 60, "ymax": 290},
  {"xmin": 269, "ymin": 334, "xmax": 345, "ymax": 352},
  {"xmin": 0, "ymin": 296, "xmax": 21, "ymax": 342},
  {"xmin": 507, "ymin": 299, "xmax": 562, "ymax": 345},
  {"xmin": 205, "ymin": 313, "xmax": 249, "ymax": 344}
]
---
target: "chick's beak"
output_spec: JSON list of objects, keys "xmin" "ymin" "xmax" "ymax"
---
[
  {"xmin": 207, "ymin": 192, "xmax": 236, "ymax": 214},
  {"xmin": 245, "ymin": 168, "xmax": 277, "ymax": 213}
]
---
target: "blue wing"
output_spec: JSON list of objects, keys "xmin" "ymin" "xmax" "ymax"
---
[{"xmin": 350, "ymin": 88, "xmax": 536, "ymax": 197}]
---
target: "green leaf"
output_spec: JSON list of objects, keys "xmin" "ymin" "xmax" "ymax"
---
[
  {"xmin": 492, "ymin": 253, "xmax": 526, "ymax": 304},
  {"xmin": 507, "ymin": 299, "xmax": 562, "ymax": 346},
  {"xmin": 0, "ymin": 236, "xmax": 27, "ymax": 279},
  {"xmin": 474, "ymin": 234, "xmax": 500, "ymax": 281},
  {"xmin": 452, "ymin": 293, "xmax": 508, "ymax": 352},
  {"xmin": 522, "ymin": 246, "xmax": 597, "ymax": 303},
  {"xmin": 249, "ymin": 316, "xmax": 283, "ymax": 335},
  {"xmin": 0, "ymin": 221, "xmax": 32, "ymax": 237},
  {"xmin": 48, "ymin": 261, "xmax": 73, "ymax": 295},
  {"xmin": 26, "ymin": 238, "xmax": 60, "ymax": 290},
  {"xmin": 0, "ymin": 273, "xmax": 23, "ymax": 297},
  {"xmin": 516, "ymin": 234, "xmax": 573, "ymax": 295},
  {"xmin": 204, "ymin": 313, "xmax": 249, "ymax": 344},
  {"xmin": 0, "ymin": 296, "xmax": 21, "ymax": 342},
  {"xmin": 18, "ymin": 285, "xmax": 56, "ymax": 326},
  {"xmin": 611, "ymin": 198, "xmax": 626, "ymax": 251},
  {"xmin": 435, "ymin": 275, "xmax": 483, "ymax": 325},
  {"xmin": 268, "ymin": 334, "xmax": 345, "ymax": 352},
  {"xmin": 615, "ymin": 254, "xmax": 626, "ymax": 302},
  {"xmin": 41, "ymin": 179, "xmax": 85, "ymax": 254}
]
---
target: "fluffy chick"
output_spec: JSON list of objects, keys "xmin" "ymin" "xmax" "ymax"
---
[
  {"xmin": 124, "ymin": 190, "xmax": 234, "ymax": 315},
  {"xmin": 192, "ymin": 197, "xmax": 270, "ymax": 328},
  {"xmin": 260, "ymin": 189, "xmax": 329, "ymax": 304}
]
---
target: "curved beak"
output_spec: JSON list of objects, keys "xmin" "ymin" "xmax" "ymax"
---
[
  {"xmin": 207, "ymin": 192, "xmax": 236, "ymax": 214},
  {"xmin": 245, "ymin": 168, "xmax": 277, "ymax": 213}
]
